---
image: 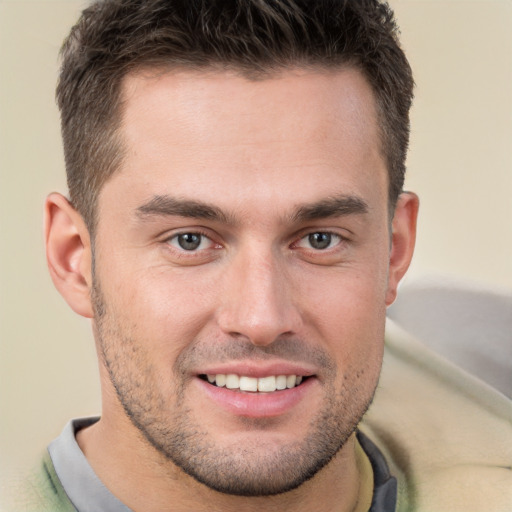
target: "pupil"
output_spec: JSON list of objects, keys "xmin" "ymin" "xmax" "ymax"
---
[
  {"xmin": 178, "ymin": 233, "xmax": 201, "ymax": 250},
  {"xmin": 309, "ymin": 232, "xmax": 331, "ymax": 250}
]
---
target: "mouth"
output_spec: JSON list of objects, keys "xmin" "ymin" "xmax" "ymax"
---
[
  {"xmin": 195, "ymin": 365, "xmax": 317, "ymax": 417},
  {"xmin": 199, "ymin": 373, "xmax": 308, "ymax": 393}
]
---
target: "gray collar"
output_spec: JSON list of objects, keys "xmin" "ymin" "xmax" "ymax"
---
[{"xmin": 48, "ymin": 417, "xmax": 132, "ymax": 512}]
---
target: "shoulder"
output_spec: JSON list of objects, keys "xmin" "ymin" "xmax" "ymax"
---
[
  {"xmin": 1, "ymin": 451, "xmax": 76, "ymax": 512},
  {"xmin": 361, "ymin": 319, "xmax": 512, "ymax": 512}
]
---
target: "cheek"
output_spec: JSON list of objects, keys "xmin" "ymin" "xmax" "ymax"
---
[
  {"xmin": 298, "ymin": 263, "xmax": 387, "ymax": 372},
  {"xmin": 301, "ymin": 262, "xmax": 388, "ymax": 327},
  {"xmin": 98, "ymin": 263, "xmax": 220, "ymax": 356}
]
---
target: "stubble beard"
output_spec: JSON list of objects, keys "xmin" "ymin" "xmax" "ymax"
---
[{"xmin": 92, "ymin": 281, "xmax": 378, "ymax": 497}]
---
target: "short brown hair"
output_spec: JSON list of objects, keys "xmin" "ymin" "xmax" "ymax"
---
[{"xmin": 57, "ymin": 0, "xmax": 414, "ymax": 230}]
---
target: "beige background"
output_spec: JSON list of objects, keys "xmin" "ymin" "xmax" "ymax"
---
[{"xmin": 1, "ymin": 0, "xmax": 511, "ymax": 477}]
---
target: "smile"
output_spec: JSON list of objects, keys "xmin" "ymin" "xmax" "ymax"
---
[
  {"xmin": 196, "ymin": 370, "xmax": 316, "ymax": 417},
  {"xmin": 200, "ymin": 374, "xmax": 306, "ymax": 392}
]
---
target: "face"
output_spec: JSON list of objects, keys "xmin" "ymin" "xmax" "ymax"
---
[{"xmin": 92, "ymin": 68, "xmax": 394, "ymax": 496}]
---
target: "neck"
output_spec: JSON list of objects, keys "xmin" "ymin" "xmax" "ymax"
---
[{"xmin": 77, "ymin": 411, "xmax": 366, "ymax": 512}]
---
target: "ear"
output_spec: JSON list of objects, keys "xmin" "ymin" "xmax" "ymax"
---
[
  {"xmin": 385, "ymin": 192, "xmax": 419, "ymax": 306},
  {"xmin": 44, "ymin": 193, "xmax": 94, "ymax": 318}
]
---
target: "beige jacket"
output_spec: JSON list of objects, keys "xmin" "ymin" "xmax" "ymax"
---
[{"xmin": 361, "ymin": 319, "xmax": 512, "ymax": 511}]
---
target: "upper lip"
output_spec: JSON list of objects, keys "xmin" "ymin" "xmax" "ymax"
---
[{"xmin": 195, "ymin": 361, "xmax": 316, "ymax": 378}]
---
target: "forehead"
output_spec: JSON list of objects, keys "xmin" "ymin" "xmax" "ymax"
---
[
  {"xmin": 121, "ymin": 66, "xmax": 380, "ymax": 151},
  {"xmin": 101, "ymin": 67, "xmax": 386, "ymax": 218}
]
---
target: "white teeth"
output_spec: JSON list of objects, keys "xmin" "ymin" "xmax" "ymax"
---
[
  {"xmin": 258, "ymin": 376, "xmax": 276, "ymax": 392},
  {"xmin": 205, "ymin": 373, "xmax": 306, "ymax": 392},
  {"xmin": 239, "ymin": 376, "xmax": 258, "ymax": 392},
  {"xmin": 276, "ymin": 375, "xmax": 287, "ymax": 390},
  {"xmin": 225, "ymin": 374, "xmax": 239, "ymax": 389}
]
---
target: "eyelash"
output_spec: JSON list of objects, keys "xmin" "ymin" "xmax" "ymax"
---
[
  {"xmin": 164, "ymin": 230, "xmax": 219, "ymax": 253},
  {"xmin": 293, "ymin": 231, "xmax": 345, "ymax": 251},
  {"xmin": 163, "ymin": 229, "xmax": 346, "ymax": 255}
]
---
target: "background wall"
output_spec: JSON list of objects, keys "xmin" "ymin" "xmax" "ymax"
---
[{"xmin": 1, "ymin": 0, "xmax": 511, "ymax": 478}]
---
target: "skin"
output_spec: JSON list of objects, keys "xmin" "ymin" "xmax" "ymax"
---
[{"xmin": 45, "ymin": 67, "xmax": 418, "ymax": 512}]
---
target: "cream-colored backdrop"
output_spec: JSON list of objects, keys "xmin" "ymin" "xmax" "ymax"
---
[{"xmin": 1, "ymin": 0, "xmax": 511, "ymax": 477}]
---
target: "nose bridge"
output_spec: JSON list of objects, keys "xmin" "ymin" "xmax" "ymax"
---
[{"xmin": 217, "ymin": 242, "xmax": 301, "ymax": 345}]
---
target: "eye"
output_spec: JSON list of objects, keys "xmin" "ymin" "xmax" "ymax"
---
[
  {"xmin": 168, "ymin": 232, "xmax": 215, "ymax": 251},
  {"xmin": 296, "ymin": 232, "xmax": 342, "ymax": 250}
]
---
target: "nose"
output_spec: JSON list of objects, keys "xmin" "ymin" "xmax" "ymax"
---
[{"xmin": 216, "ymin": 248, "xmax": 302, "ymax": 346}]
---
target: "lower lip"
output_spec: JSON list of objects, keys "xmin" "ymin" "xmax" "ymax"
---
[{"xmin": 196, "ymin": 377, "xmax": 315, "ymax": 418}]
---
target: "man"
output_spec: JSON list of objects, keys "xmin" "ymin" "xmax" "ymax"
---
[{"xmin": 6, "ymin": 1, "xmax": 511, "ymax": 511}]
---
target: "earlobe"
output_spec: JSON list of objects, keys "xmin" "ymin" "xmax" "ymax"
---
[
  {"xmin": 385, "ymin": 192, "xmax": 419, "ymax": 306},
  {"xmin": 44, "ymin": 193, "xmax": 94, "ymax": 318}
]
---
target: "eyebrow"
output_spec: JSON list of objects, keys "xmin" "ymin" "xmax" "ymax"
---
[
  {"xmin": 135, "ymin": 193, "xmax": 369, "ymax": 224},
  {"xmin": 291, "ymin": 195, "xmax": 369, "ymax": 222},
  {"xmin": 135, "ymin": 195, "xmax": 231, "ymax": 223}
]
